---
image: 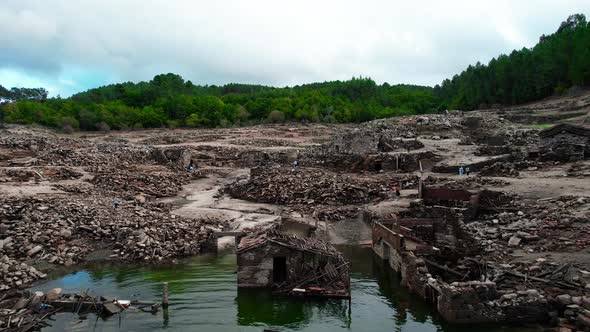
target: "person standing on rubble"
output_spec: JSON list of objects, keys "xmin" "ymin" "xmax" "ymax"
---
[
  {"xmin": 392, "ymin": 183, "xmax": 401, "ymax": 197},
  {"xmin": 293, "ymin": 150, "xmax": 301, "ymax": 169},
  {"xmin": 459, "ymin": 166, "xmax": 465, "ymax": 176},
  {"xmin": 187, "ymin": 159, "xmax": 195, "ymax": 173},
  {"xmin": 114, "ymin": 196, "xmax": 120, "ymax": 209},
  {"xmin": 465, "ymin": 167, "xmax": 471, "ymax": 176}
]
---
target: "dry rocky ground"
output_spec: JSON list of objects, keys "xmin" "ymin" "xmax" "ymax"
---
[{"xmin": 0, "ymin": 106, "xmax": 589, "ymax": 330}]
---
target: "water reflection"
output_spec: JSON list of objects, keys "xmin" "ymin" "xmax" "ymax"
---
[
  {"xmin": 236, "ymin": 289, "xmax": 308, "ymax": 327},
  {"xmin": 33, "ymin": 245, "xmax": 530, "ymax": 332},
  {"xmin": 372, "ymin": 256, "xmax": 437, "ymax": 328},
  {"xmin": 236, "ymin": 288, "xmax": 352, "ymax": 329}
]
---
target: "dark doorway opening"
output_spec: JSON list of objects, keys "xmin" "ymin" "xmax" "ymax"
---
[
  {"xmin": 273, "ymin": 257, "xmax": 287, "ymax": 283},
  {"xmin": 382, "ymin": 242, "xmax": 390, "ymax": 261}
]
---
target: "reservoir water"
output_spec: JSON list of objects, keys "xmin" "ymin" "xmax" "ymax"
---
[{"xmin": 35, "ymin": 245, "xmax": 530, "ymax": 332}]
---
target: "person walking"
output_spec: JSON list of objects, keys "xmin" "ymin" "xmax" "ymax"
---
[{"xmin": 114, "ymin": 196, "xmax": 120, "ymax": 209}]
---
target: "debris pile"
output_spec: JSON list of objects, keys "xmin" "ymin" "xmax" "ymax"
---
[
  {"xmin": 478, "ymin": 161, "xmax": 522, "ymax": 177},
  {"xmin": 0, "ymin": 288, "xmax": 159, "ymax": 331},
  {"xmin": 324, "ymin": 112, "xmax": 536, "ymax": 156},
  {"xmin": 424, "ymin": 175, "xmax": 509, "ymax": 189},
  {"xmin": 0, "ymin": 195, "xmax": 218, "ymax": 290},
  {"xmin": 324, "ymin": 114, "xmax": 458, "ymax": 155},
  {"xmin": 89, "ymin": 168, "xmax": 201, "ymax": 198},
  {"xmin": 467, "ymin": 195, "xmax": 589, "ymax": 259},
  {"xmin": 568, "ymin": 163, "xmax": 590, "ymax": 177},
  {"xmin": 229, "ymin": 138, "xmax": 296, "ymax": 147},
  {"xmin": 39, "ymin": 144, "xmax": 155, "ymax": 168},
  {"xmin": 0, "ymin": 130, "xmax": 64, "ymax": 152},
  {"xmin": 226, "ymin": 167, "xmax": 392, "ymax": 206}
]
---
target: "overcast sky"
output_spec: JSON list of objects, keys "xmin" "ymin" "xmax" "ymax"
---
[{"xmin": 0, "ymin": 0, "xmax": 588, "ymax": 96}]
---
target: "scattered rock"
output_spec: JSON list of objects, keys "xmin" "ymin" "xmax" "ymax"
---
[
  {"xmin": 508, "ymin": 236, "xmax": 521, "ymax": 247},
  {"xmin": 45, "ymin": 288, "xmax": 63, "ymax": 301}
]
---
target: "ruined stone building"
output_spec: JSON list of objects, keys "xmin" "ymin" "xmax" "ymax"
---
[
  {"xmin": 372, "ymin": 185, "xmax": 549, "ymax": 324},
  {"xmin": 540, "ymin": 123, "xmax": 590, "ymax": 161},
  {"xmin": 236, "ymin": 229, "xmax": 350, "ymax": 298}
]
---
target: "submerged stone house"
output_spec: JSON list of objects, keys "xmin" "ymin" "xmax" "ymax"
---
[
  {"xmin": 236, "ymin": 229, "xmax": 350, "ymax": 298},
  {"xmin": 539, "ymin": 123, "xmax": 590, "ymax": 161},
  {"xmin": 372, "ymin": 186, "xmax": 549, "ymax": 324}
]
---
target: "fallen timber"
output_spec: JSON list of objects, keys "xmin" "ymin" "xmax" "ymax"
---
[
  {"xmin": 0, "ymin": 288, "xmax": 160, "ymax": 332},
  {"xmin": 273, "ymin": 261, "xmax": 352, "ymax": 299}
]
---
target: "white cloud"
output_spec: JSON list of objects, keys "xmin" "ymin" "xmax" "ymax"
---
[{"xmin": 0, "ymin": 0, "xmax": 588, "ymax": 95}]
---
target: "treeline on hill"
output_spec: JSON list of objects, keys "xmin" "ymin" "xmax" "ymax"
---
[
  {"xmin": 435, "ymin": 14, "xmax": 590, "ymax": 110},
  {"xmin": 0, "ymin": 85, "xmax": 48, "ymax": 127},
  {"xmin": 2, "ymin": 13, "xmax": 589, "ymax": 131},
  {"xmin": 1, "ymin": 76, "xmax": 437, "ymax": 131}
]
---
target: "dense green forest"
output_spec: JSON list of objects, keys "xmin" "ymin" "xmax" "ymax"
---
[
  {"xmin": 0, "ymin": 77, "xmax": 436, "ymax": 130},
  {"xmin": 435, "ymin": 14, "xmax": 590, "ymax": 110},
  {"xmin": 1, "ymin": 13, "xmax": 589, "ymax": 131}
]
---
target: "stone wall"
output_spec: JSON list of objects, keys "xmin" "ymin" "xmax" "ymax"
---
[
  {"xmin": 541, "ymin": 132, "xmax": 589, "ymax": 161},
  {"xmin": 436, "ymin": 281, "xmax": 500, "ymax": 323},
  {"xmin": 400, "ymin": 253, "xmax": 430, "ymax": 299},
  {"xmin": 237, "ymin": 244, "xmax": 303, "ymax": 288},
  {"xmin": 420, "ymin": 187, "xmax": 474, "ymax": 202},
  {"xmin": 306, "ymin": 150, "xmax": 438, "ymax": 173},
  {"xmin": 403, "ymin": 205, "xmax": 480, "ymax": 258},
  {"xmin": 398, "ymin": 219, "xmax": 438, "ymax": 243},
  {"xmin": 331, "ymin": 130, "xmax": 382, "ymax": 155},
  {"xmin": 431, "ymin": 154, "xmax": 510, "ymax": 173},
  {"xmin": 373, "ymin": 208, "xmax": 548, "ymax": 325},
  {"xmin": 151, "ymin": 147, "xmax": 192, "ymax": 169},
  {"xmin": 372, "ymin": 222, "xmax": 405, "ymax": 272},
  {"xmin": 396, "ymin": 253, "xmax": 550, "ymax": 325},
  {"xmin": 436, "ymin": 281, "xmax": 550, "ymax": 324}
]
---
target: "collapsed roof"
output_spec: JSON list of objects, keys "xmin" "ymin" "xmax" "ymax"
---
[{"xmin": 237, "ymin": 229, "xmax": 344, "ymax": 259}]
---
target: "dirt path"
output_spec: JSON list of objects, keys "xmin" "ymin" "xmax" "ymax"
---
[
  {"xmin": 489, "ymin": 176, "xmax": 590, "ymax": 199},
  {"xmin": 166, "ymin": 168, "xmax": 282, "ymax": 248},
  {"xmin": 0, "ymin": 166, "xmax": 92, "ymax": 197},
  {"xmin": 165, "ymin": 167, "xmax": 374, "ymax": 248},
  {"xmin": 486, "ymin": 163, "xmax": 590, "ymax": 199}
]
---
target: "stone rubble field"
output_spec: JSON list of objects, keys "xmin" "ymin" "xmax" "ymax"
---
[{"xmin": 0, "ymin": 110, "xmax": 589, "ymax": 330}]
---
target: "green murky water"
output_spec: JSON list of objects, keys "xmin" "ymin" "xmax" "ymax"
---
[{"xmin": 34, "ymin": 246, "xmax": 533, "ymax": 331}]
